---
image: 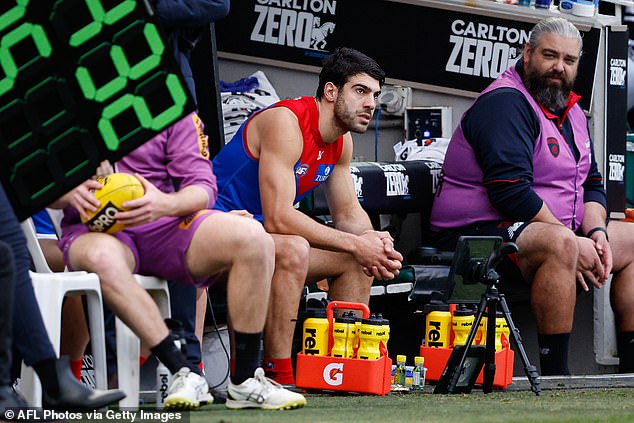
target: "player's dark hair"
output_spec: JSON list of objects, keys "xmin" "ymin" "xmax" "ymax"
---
[{"xmin": 316, "ymin": 47, "xmax": 385, "ymax": 100}]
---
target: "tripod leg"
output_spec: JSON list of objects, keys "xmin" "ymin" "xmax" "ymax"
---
[
  {"xmin": 443, "ymin": 295, "xmax": 487, "ymax": 394},
  {"xmin": 499, "ymin": 295, "xmax": 541, "ymax": 395},
  {"xmin": 483, "ymin": 298, "xmax": 498, "ymax": 393}
]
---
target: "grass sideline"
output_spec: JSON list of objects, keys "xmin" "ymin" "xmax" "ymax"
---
[{"xmin": 185, "ymin": 388, "xmax": 634, "ymax": 423}]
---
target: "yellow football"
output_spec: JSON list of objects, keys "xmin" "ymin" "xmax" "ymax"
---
[{"xmin": 81, "ymin": 173, "xmax": 144, "ymax": 234}]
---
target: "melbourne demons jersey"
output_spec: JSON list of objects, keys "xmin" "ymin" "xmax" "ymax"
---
[{"xmin": 213, "ymin": 96, "xmax": 344, "ymax": 222}]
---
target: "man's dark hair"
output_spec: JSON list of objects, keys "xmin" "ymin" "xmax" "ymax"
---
[{"xmin": 315, "ymin": 47, "xmax": 385, "ymax": 100}]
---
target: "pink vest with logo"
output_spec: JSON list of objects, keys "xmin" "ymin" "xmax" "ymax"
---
[{"xmin": 430, "ymin": 66, "xmax": 591, "ymax": 231}]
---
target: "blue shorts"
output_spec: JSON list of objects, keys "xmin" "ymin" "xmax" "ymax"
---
[
  {"xmin": 59, "ymin": 209, "xmax": 223, "ymax": 287},
  {"xmin": 32, "ymin": 210, "xmax": 57, "ymax": 239}
]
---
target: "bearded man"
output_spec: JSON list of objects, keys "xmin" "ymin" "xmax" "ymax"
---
[
  {"xmin": 212, "ymin": 47, "xmax": 403, "ymax": 386},
  {"xmin": 430, "ymin": 17, "xmax": 634, "ymax": 376}
]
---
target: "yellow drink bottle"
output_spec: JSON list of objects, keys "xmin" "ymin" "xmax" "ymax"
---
[
  {"xmin": 302, "ymin": 309, "xmax": 329, "ymax": 356},
  {"xmin": 357, "ymin": 316, "xmax": 382, "ymax": 360},
  {"xmin": 494, "ymin": 311, "xmax": 509, "ymax": 351},
  {"xmin": 477, "ymin": 310, "xmax": 488, "ymax": 345},
  {"xmin": 376, "ymin": 313, "xmax": 390, "ymax": 353},
  {"xmin": 331, "ymin": 314, "xmax": 356, "ymax": 358},
  {"xmin": 425, "ymin": 303, "xmax": 451, "ymax": 348},
  {"xmin": 452, "ymin": 306, "xmax": 475, "ymax": 346}
]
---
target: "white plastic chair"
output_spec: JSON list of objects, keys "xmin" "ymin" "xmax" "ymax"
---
[
  {"xmin": 23, "ymin": 212, "xmax": 172, "ymax": 408},
  {"xmin": 116, "ymin": 275, "xmax": 171, "ymax": 409},
  {"xmin": 19, "ymin": 217, "xmax": 108, "ymax": 407}
]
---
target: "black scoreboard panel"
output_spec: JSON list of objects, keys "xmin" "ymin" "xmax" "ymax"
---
[{"xmin": 0, "ymin": 0, "xmax": 194, "ymax": 220}]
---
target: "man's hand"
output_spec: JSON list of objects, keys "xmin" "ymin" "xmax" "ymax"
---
[
  {"xmin": 69, "ymin": 179, "xmax": 103, "ymax": 221},
  {"xmin": 357, "ymin": 230, "xmax": 403, "ymax": 280},
  {"xmin": 94, "ymin": 160, "xmax": 114, "ymax": 178},
  {"xmin": 115, "ymin": 174, "xmax": 169, "ymax": 226},
  {"xmin": 588, "ymin": 229, "xmax": 612, "ymax": 283},
  {"xmin": 576, "ymin": 237, "xmax": 605, "ymax": 291}
]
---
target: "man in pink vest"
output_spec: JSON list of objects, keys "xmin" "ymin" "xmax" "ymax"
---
[{"xmin": 430, "ymin": 17, "xmax": 634, "ymax": 375}]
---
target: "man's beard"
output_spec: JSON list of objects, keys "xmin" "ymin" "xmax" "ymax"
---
[
  {"xmin": 524, "ymin": 68, "xmax": 574, "ymax": 111},
  {"xmin": 333, "ymin": 95, "xmax": 371, "ymax": 134}
]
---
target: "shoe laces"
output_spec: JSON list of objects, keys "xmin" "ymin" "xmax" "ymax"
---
[
  {"xmin": 255, "ymin": 368, "xmax": 280, "ymax": 390},
  {"xmin": 168, "ymin": 369, "xmax": 190, "ymax": 393}
]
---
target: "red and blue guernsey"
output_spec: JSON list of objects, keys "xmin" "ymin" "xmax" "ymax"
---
[{"xmin": 213, "ymin": 96, "xmax": 344, "ymax": 222}]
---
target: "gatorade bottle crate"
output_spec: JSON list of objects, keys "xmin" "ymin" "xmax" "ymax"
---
[
  {"xmin": 420, "ymin": 345, "xmax": 514, "ymax": 389},
  {"xmin": 295, "ymin": 301, "xmax": 392, "ymax": 395}
]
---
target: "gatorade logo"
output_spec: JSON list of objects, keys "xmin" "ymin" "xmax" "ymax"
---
[
  {"xmin": 87, "ymin": 203, "xmax": 119, "ymax": 232},
  {"xmin": 323, "ymin": 363, "xmax": 344, "ymax": 386}
]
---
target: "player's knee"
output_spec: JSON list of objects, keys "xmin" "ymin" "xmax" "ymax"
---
[
  {"xmin": 275, "ymin": 236, "xmax": 309, "ymax": 275},
  {"xmin": 73, "ymin": 236, "xmax": 124, "ymax": 275},
  {"xmin": 236, "ymin": 220, "xmax": 275, "ymax": 263},
  {"xmin": 538, "ymin": 225, "xmax": 578, "ymax": 267},
  {"xmin": 343, "ymin": 259, "xmax": 374, "ymax": 284}
]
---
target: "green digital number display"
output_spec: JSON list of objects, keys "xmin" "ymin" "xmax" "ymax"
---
[{"xmin": 0, "ymin": 0, "xmax": 193, "ymax": 220}]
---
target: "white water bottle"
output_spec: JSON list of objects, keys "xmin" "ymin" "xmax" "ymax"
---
[{"xmin": 155, "ymin": 360, "xmax": 172, "ymax": 409}]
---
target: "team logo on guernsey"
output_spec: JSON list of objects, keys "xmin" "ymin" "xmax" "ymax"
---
[
  {"xmin": 179, "ymin": 210, "xmax": 209, "ymax": 230},
  {"xmin": 547, "ymin": 137, "xmax": 560, "ymax": 157},
  {"xmin": 314, "ymin": 164, "xmax": 333, "ymax": 182},
  {"xmin": 295, "ymin": 164, "xmax": 310, "ymax": 177},
  {"xmin": 192, "ymin": 113, "xmax": 209, "ymax": 159}
]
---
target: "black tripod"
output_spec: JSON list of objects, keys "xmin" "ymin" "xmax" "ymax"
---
[{"xmin": 436, "ymin": 242, "xmax": 541, "ymax": 395}]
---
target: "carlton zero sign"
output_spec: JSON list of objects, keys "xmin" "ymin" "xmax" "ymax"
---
[
  {"xmin": 446, "ymin": 19, "xmax": 527, "ymax": 79},
  {"xmin": 216, "ymin": 0, "xmax": 599, "ymax": 110},
  {"xmin": 249, "ymin": 0, "xmax": 337, "ymax": 51}
]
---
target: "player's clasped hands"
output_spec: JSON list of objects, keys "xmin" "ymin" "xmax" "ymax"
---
[
  {"xmin": 576, "ymin": 237, "xmax": 606, "ymax": 291},
  {"xmin": 359, "ymin": 230, "xmax": 403, "ymax": 280}
]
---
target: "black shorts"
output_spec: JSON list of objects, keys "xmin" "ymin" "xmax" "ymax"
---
[{"xmin": 430, "ymin": 221, "xmax": 531, "ymax": 298}]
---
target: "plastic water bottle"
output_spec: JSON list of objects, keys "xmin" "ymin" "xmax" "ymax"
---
[
  {"xmin": 494, "ymin": 311, "xmax": 509, "ymax": 351},
  {"xmin": 331, "ymin": 314, "xmax": 357, "ymax": 358},
  {"xmin": 452, "ymin": 305, "xmax": 475, "ymax": 346},
  {"xmin": 376, "ymin": 313, "xmax": 390, "ymax": 353},
  {"xmin": 156, "ymin": 318, "xmax": 187, "ymax": 408},
  {"xmin": 394, "ymin": 355, "xmax": 407, "ymax": 387},
  {"xmin": 357, "ymin": 315, "xmax": 382, "ymax": 360},
  {"xmin": 302, "ymin": 309, "xmax": 329, "ymax": 356},
  {"xmin": 155, "ymin": 360, "xmax": 171, "ymax": 409},
  {"xmin": 412, "ymin": 356, "xmax": 426, "ymax": 391},
  {"xmin": 425, "ymin": 303, "xmax": 452, "ymax": 348}
]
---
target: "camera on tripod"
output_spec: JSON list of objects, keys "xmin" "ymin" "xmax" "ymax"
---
[
  {"xmin": 410, "ymin": 236, "xmax": 512, "ymax": 304},
  {"xmin": 428, "ymin": 236, "xmax": 540, "ymax": 395},
  {"xmin": 450, "ymin": 236, "xmax": 508, "ymax": 286}
]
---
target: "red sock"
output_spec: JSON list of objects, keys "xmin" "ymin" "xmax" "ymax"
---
[
  {"xmin": 198, "ymin": 361, "xmax": 204, "ymax": 373},
  {"xmin": 139, "ymin": 356, "xmax": 148, "ymax": 368},
  {"xmin": 70, "ymin": 358, "xmax": 83, "ymax": 381},
  {"xmin": 263, "ymin": 357, "xmax": 295, "ymax": 385}
]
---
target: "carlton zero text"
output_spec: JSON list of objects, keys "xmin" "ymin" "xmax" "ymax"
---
[
  {"xmin": 250, "ymin": 0, "xmax": 337, "ymax": 48},
  {"xmin": 446, "ymin": 19, "xmax": 530, "ymax": 79}
]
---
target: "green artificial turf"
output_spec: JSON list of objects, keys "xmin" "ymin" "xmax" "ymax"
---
[{"xmin": 184, "ymin": 388, "xmax": 634, "ymax": 423}]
